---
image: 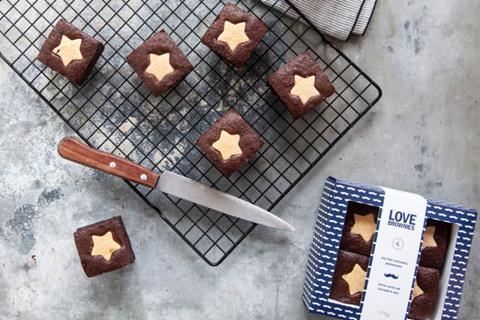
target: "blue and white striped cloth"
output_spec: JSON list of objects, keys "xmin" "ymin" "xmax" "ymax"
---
[{"xmin": 261, "ymin": 0, "xmax": 377, "ymax": 41}]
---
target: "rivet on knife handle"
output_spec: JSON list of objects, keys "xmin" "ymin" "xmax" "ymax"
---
[{"xmin": 58, "ymin": 137, "xmax": 159, "ymax": 188}]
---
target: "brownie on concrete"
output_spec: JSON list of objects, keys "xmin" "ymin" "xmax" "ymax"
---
[
  {"xmin": 197, "ymin": 109, "xmax": 263, "ymax": 176},
  {"xmin": 127, "ymin": 30, "xmax": 193, "ymax": 96},
  {"xmin": 330, "ymin": 250, "xmax": 369, "ymax": 305},
  {"xmin": 74, "ymin": 216, "xmax": 135, "ymax": 277},
  {"xmin": 201, "ymin": 3, "xmax": 268, "ymax": 68},
  {"xmin": 408, "ymin": 266, "xmax": 440, "ymax": 320},
  {"xmin": 340, "ymin": 201, "xmax": 379, "ymax": 256},
  {"xmin": 268, "ymin": 52, "xmax": 335, "ymax": 118},
  {"xmin": 37, "ymin": 19, "xmax": 104, "ymax": 85},
  {"xmin": 419, "ymin": 219, "xmax": 451, "ymax": 269}
]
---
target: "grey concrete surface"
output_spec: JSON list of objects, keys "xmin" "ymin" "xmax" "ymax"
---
[{"xmin": 1, "ymin": 0, "xmax": 479, "ymax": 319}]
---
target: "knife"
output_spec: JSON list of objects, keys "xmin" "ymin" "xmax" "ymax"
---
[{"xmin": 58, "ymin": 137, "xmax": 295, "ymax": 232}]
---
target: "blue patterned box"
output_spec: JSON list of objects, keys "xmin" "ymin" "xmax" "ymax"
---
[{"xmin": 303, "ymin": 177, "xmax": 477, "ymax": 320}]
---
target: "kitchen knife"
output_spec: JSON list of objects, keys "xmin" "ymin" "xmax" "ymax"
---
[{"xmin": 58, "ymin": 137, "xmax": 295, "ymax": 232}]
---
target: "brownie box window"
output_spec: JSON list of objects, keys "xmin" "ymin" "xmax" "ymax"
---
[
  {"xmin": 419, "ymin": 219, "xmax": 451, "ymax": 269},
  {"xmin": 340, "ymin": 201, "xmax": 379, "ymax": 256},
  {"xmin": 329, "ymin": 250, "xmax": 369, "ymax": 306},
  {"xmin": 408, "ymin": 266, "xmax": 441, "ymax": 320},
  {"xmin": 330, "ymin": 201, "xmax": 451, "ymax": 319}
]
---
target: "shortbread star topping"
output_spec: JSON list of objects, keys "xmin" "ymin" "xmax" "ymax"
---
[
  {"xmin": 53, "ymin": 35, "xmax": 83, "ymax": 66},
  {"xmin": 217, "ymin": 21, "xmax": 249, "ymax": 51}
]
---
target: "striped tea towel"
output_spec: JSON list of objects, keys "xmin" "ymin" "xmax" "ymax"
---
[{"xmin": 261, "ymin": 0, "xmax": 377, "ymax": 41}]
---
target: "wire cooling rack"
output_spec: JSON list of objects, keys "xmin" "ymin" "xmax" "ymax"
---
[{"xmin": 0, "ymin": 0, "xmax": 382, "ymax": 265}]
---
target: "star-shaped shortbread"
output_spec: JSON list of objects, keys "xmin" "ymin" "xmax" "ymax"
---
[
  {"xmin": 290, "ymin": 75, "xmax": 320, "ymax": 105},
  {"xmin": 217, "ymin": 21, "xmax": 249, "ymax": 51},
  {"xmin": 412, "ymin": 280, "xmax": 424, "ymax": 299},
  {"xmin": 145, "ymin": 53, "xmax": 174, "ymax": 82},
  {"xmin": 212, "ymin": 130, "xmax": 242, "ymax": 160},
  {"xmin": 91, "ymin": 231, "xmax": 121, "ymax": 261},
  {"xmin": 350, "ymin": 213, "xmax": 376, "ymax": 242},
  {"xmin": 53, "ymin": 35, "xmax": 83, "ymax": 66},
  {"xmin": 421, "ymin": 226, "xmax": 437, "ymax": 250},
  {"xmin": 342, "ymin": 264, "xmax": 367, "ymax": 295}
]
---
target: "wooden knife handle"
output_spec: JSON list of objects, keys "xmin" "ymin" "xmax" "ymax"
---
[{"xmin": 58, "ymin": 137, "xmax": 159, "ymax": 188}]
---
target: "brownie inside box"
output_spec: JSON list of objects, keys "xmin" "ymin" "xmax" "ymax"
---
[
  {"xmin": 340, "ymin": 201, "xmax": 379, "ymax": 256},
  {"xmin": 408, "ymin": 266, "xmax": 441, "ymax": 320},
  {"xmin": 127, "ymin": 30, "xmax": 193, "ymax": 96},
  {"xmin": 74, "ymin": 216, "xmax": 135, "ymax": 277},
  {"xmin": 197, "ymin": 109, "xmax": 263, "ymax": 176},
  {"xmin": 201, "ymin": 3, "xmax": 268, "ymax": 68},
  {"xmin": 330, "ymin": 250, "xmax": 369, "ymax": 305},
  {"xmin": 332, "ymin": 201, "xmax": 448, "ymax": 319},
  {"xmin": 267, "ymin": 52, "xmax": 335, "ymax": 119},
  {"xmin": 419, "ymin": 219, "xmax": 451, "ymax": 270},
  {"xmin": 37, "ymin": 19, "xmax": 104, "ymax": 85}
]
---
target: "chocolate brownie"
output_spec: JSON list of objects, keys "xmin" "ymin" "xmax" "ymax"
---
[
  {"xmin": 201, "ymin": 3, "xmax": 268, "ymax": 68},
  {"xmin": 127, "ymin": 30, "xmax": 193, "ymax": 96},
  {"xmin": 197, "ymin": 109, "xmax": 263, "ymax": 176},
  {"xmin": 340, "ymin": 201, "xmax": 379, "ymax": 256},
  {"xmin": 37, "ymin": 19, "xmax": 104, "ymax": 85},
  {"xmin": 408, "ymin": 266, "xmax": 440, "ymax": 320},
  {"xmin": 74, "ymin": 216, "xmax": 135, "ymax": 277},
  {"xmin": 330, "ymin": 250, "xmax": 369, "ymax": 305},
  {"xmin": 268, "ymin": 52, "xmax": 335, "ymax": 118},
  {"xmin": 419, "ymin": 219, "xmax": 451, "ymax": 269}
]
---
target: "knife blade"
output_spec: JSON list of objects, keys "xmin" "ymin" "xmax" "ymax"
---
[{"xmin": 58, "ymin": 137, "xmax": 295, "ymax": 232}]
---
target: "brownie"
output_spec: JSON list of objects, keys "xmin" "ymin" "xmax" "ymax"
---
[
  {"xmin": 127, "ymin": 30, "xmax": 193, "ymax": 96},
  {"xmin": 201, "ymin": 3, "xmax": 268, "ymax": 68},
  {"xmin": 37, "ymin": 19, "xmax": 104, "ymax": 85},
  {"xmin": 330, "ymin": 250, "xmax": 369, "ymax": 305},
  {"xmin": 419, "ymin": 219, "xmax": 451, "ymax": 269},
  {"xmin": 197, "ymin": 109, "xmax": 263, "ymax": 176},
  {"xmin": 340, "ymin": 201, "xmax": 379, "ymax": 256},
  {"xmin": 268, "ymin": 52, "xmax": 335, "ymax": 118},
  {"xmin": 74, "ymin": 216, "xmax": 135, "ymax": 277},
  {"xmin": 408, "ymin": 266, "xmax": 440, "ymax": 320}
]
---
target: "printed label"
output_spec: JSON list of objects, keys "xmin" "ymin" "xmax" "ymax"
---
[{"xmin": 360, "ymin": 187, "xmax": 427, "ymax": 320}]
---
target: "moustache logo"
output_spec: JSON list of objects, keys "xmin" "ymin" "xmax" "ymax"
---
[{"xmin": 384, "ymin": 273, "xmax": 399, "ymax": 279}]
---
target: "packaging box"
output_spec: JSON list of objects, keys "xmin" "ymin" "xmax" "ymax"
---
[{"xmin": 303, "ymin": 177, "xmax": 477, "ymax": 320}]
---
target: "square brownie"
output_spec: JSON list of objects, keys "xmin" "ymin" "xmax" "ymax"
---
[
  {"xmin": 330, "ymin": 250, "xmax": 369, "ymax": 306},
  {"xmin": 37, "ymin": 19, "xmax": 104, "ymax": 85},
  {"xmin": 419, "ymin": 219, "xmax": 451, "ymax": 269},
  {"xmin": 268, "ymin": 52, "xmax": 335, "ymax": 118},
  {"xmin": 408, "ymin": 266, "xmax": 440, "ymax": 320},
  {"xmin": 340, "ymin": 201, "xmax": 379, "ymax": 256},
  {"xmin": 201, "ymin": 3, "xmax": 268, "ymax": 68},
  {"xmin": 127, "ymin": 30, "xmax": 193, "ymax": 96},
  {"xmin": 74, "ymin": 216, "xmax": 135, "ymax": 277},
  {"xmin": 197, "ymin": 109, "xmax": 263, "ymax": 176}
]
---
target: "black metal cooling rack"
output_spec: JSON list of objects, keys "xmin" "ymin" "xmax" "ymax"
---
[{"xmin": 0, "ymin": 0, "xmax": 382, "ymax": 265}]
